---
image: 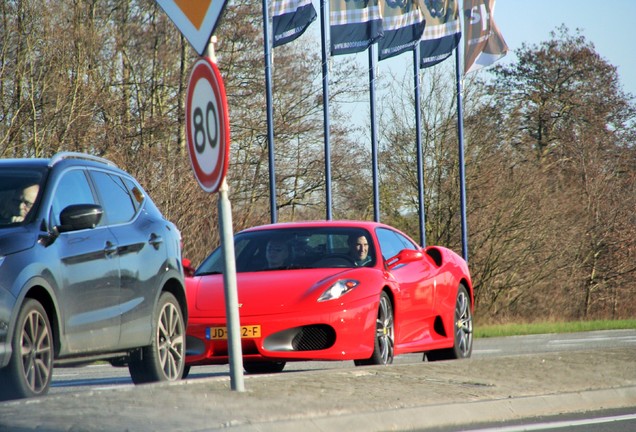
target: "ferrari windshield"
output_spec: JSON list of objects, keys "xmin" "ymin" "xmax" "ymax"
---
[{"xmin": 195, "ymin": 227, "xmax": 377, "ymax": 275}]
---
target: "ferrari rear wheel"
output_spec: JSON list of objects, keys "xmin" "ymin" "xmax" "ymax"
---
[
  {"xmin": 243, "ymin": 361, "xmax": 286, "ymax": 374},
  {"xmin": 426, "ymin": 284, "xmax": 473, "ymax": 361},
  {"xmin": 355, "ymin": 291, "xmax": 394, "ymax": 366}
]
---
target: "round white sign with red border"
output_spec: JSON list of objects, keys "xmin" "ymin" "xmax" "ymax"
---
[{"xmin": 186, "ymin": 57, "xmax": 230, "ymax": 193}]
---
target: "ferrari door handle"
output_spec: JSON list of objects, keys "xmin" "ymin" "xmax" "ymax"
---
[{"xmin": 149, "ymin": 233, "xmax": 163, "ymax": 250}]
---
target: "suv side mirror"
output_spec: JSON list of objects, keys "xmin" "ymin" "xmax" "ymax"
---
[
  {"xmin": 386, "ymin": 249, "xmax": 423, "ymax": 270},
  {"xmin": 58, "ymin": 204, "xmax": 103, "ymax": 233}
]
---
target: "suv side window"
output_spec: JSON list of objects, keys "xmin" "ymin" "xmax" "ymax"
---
[
  {"xmin": 122, "ymin": 177, "xmax": 144, "ymax": 211},
  {"xmin": 52, "ymin": 170, "xmax": 96, "ymax": 226},
  {"xmin": 90, "ymin": 171, "xmax": 136, "ymax": 225}
]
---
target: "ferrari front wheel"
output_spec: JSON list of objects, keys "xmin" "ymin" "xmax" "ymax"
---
[
  {"xmin": 426, "ymin": 284, "xmax": 473, "ymax": 361},
  {"xmin": 355, "ymin": 291, "xmax": 394, "ymax": 366}
]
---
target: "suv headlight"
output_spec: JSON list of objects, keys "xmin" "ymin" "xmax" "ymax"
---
[{"xmin": 318, "ymin": 279, "xmax": 359, "ymax": 302}]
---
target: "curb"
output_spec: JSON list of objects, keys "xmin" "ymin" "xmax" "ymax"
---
[{"xmin": 219, "ymin": 387, "xmax": 636, "ymax": 432}]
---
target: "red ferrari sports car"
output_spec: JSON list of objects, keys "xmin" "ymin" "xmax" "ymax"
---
[{"xmin": 184, "ymin": 220, "xmax": 473, "ymax": 374}]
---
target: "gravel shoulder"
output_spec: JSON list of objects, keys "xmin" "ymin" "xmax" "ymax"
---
[{"xmin": 0, "ymin": 348, "xmax": 635, "ymax": 432}]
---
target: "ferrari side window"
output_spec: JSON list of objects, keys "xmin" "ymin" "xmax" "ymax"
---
[
  {"xmin": 375, "ymin": 228, "xmax": 404, "ymax": 261},
  {"xmin": 395, "ymin": 232, "xmax": 418, "ymax": 250}
]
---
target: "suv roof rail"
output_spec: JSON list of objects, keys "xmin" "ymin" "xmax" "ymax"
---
[{"xmin": 50, "ymin": 152, "xmax": 118, "ymax": 168}]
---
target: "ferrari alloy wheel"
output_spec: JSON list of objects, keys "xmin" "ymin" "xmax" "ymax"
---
[
  {"xmin": 129, "ymin": 292, "xmax": 185, "ymax": 383},
  {"xmin": 454, "ymin": 285, "xmax": 473, "ymax": 358},
  {"xmin": 426, "ymin": 284, "xmax": 473, "ymax": 361},
  {"xmin": 355, "ymin": 291, "xmax": 394, "ymax": 366},
  {"xmin": 0, "ymin": 299, "xmax": 53, "ymax": 400}
]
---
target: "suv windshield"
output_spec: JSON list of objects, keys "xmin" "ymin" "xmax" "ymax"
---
[{"xmin": 0, "ymin": 169, "xmax": 44, "ymax": 226}]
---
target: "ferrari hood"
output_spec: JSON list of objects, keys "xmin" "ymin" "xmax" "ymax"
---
[{"xmin": 193, "ymin": 268, "xmax": 351, "ymax": 316}]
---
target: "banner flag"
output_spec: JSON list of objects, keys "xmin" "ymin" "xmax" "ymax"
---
[
  {"xmin": 272, "ymin": 0, "xmax": 318, "ymax": 47},
  {"xmin": 463, "ymin": 0, "xmax": 508, "ymax": 74},
  {"xmin": 378, "ymin": 0, "xmax": 426, "ymax": 61},
  {"xmin": 330, "ymin": 0, "xmax": 383, "ymax": 55},
  {"xmin": 418, "ymin": 0, "xmax": 461, "ymax": 69}
]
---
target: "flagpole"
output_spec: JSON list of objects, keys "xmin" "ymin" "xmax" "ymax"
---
[
  {"xmin": 320, "ymin": 0, "xmax": 333, "ymax": 220},
  {"xmin": 413, "ymin": 44, "xmax": 426, "ymax": 247},
  {"xmin": 369, "ymin": 44, "xmax": 380, "ymax": 222},
  {"xmin": 454, "ymin": 0, "xmax": 508, "ymax": 260},
  {"xmin": 262, "ymin": 0, "xmax": 277, "ymax": 223},
  {"xmin": 455, "ymin": 46, "xmax": 468, "ymax": 262}
]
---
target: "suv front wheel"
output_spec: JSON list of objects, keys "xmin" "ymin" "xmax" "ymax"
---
[
  {"xmin": 0, "ymin": 299, "xmax": 53, "ymax": 400},
  {"xmin": 128, "ymin": 292, "xmax": 185, "ymax": 383}
]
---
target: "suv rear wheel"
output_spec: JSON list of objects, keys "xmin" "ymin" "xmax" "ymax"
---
[
  {"xmin": 0, "ymin": 299, "xmax": 53, "ymax": 400},
  {"xmin": 128, "ymin": 292, "xmax": 185, "ymax": 383}
]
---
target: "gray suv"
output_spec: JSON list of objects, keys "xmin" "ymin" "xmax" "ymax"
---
[{"xmin": 0, "ymin": 152, "xmax": 187, "ymax": 400}]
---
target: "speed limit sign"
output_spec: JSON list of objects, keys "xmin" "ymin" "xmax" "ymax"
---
[{"xmin": 185, "ymin": 57, "xmax": 230, "ymax": 193}]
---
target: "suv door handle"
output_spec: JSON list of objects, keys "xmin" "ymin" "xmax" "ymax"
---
[
  {"xmin": 104, "ymin": 241, "xmax": 118, "ymax": 257},
  {"xmin": 149, "ymin": 233, "xmax": 163, "ymax": 250}
]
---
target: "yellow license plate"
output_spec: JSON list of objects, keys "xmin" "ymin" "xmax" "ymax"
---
[{"xmin": 207, "ymin": 325, "xmax": 261, "ymax": 340}]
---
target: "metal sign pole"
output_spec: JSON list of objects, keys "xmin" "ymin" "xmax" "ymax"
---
[
  {"xmin": 205, "ymin": 40, "xmax": 245, "ymax": 392},
  {"xmin": 157, "ymin": 0, "xmax": 243, "ymax": 391},
  {"xmin": 217, "ymin": 179, "xmax": 244, "ymax": 391}
]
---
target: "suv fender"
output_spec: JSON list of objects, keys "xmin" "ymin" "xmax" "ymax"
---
[{"xmin": 2, "ymin": 275, "xmax": 60, "ymax": 368}]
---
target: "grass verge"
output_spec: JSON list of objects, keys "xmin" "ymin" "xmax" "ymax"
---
[{"xmin": 474, "ymin": 319, "xmax": 636, "ymax": 338}]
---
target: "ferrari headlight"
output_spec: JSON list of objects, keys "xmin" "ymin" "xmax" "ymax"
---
[{"xmin": 318, "ymin": 279, "xmax": 359, "ymax": 302}]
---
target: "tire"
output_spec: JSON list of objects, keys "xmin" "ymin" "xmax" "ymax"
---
[
  {"xmin": 128, "ymin": 292, "xmax": 185, "ymax": 384},
  {"xmin": 426, "ymin": 285, "xmax": 473, "ymax": 361},
  {"xmin": 243, "ymin": 361, "xmax": 286, "ymax": 374},
  {"xmin": 182, "ymin": 365, "xmax": 191, "ymax": 379},
  {"xmin": 354, "ymin": 291, "xmax": 394, "ymax": 366},
  {"xmin": 0, "ymin": 299, "xmax": 53, "ymax": 400}
]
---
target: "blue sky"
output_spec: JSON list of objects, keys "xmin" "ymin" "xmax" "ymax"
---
[{"xmin": 492, "ymin": 0, "xmax": 636, "ymax": 96}]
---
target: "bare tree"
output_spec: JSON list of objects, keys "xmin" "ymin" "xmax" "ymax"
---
[{"xmin": 487, "ymin": 26, "xmax": 636, "ymax": 320}]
